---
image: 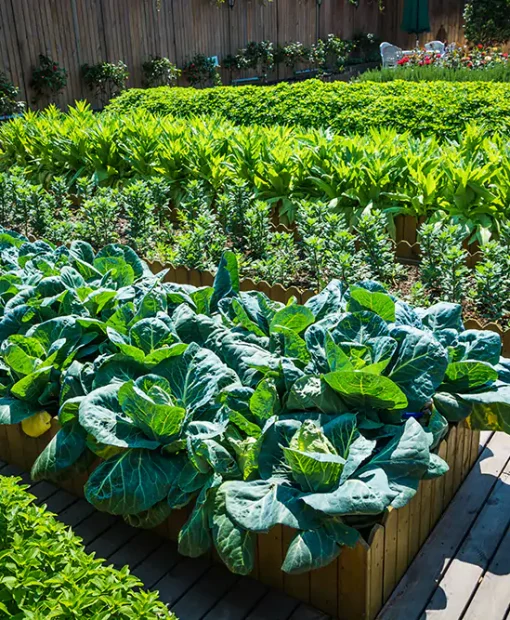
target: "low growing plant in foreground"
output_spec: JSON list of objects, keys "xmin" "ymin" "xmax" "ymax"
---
[
  {"xmin": 0, "ymin": 229, "xmax": 509, "ymax": 576},
  {"xmin": 0, "ymin": 475, "xmax": 173, "ymax": 617}
]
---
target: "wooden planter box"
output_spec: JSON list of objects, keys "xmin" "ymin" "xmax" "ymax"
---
[{"xmin": 0, "ymin": 420, "xmax": 480, "ymax": 619}]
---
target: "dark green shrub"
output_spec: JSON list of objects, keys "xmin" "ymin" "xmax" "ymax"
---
[
  {"xmin": 0, "ymin": 71, "xmax": 24, "ymax": 116},
  {"xmin": 0, "ymin": 475, "xmax": 173, "ymax": 618},
  {"xmin": 82, "ymin": 61, "xmax": 129, "ymax": 106},
  {"xmin": 463, "ymin": 0, "xmax": 510, "ymax": 45},
  {"xmin": 31, "ymin": 54, "xmax": 67, "ymax": 102}
]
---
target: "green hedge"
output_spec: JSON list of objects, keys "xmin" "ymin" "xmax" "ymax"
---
[
  {"xmin": 0, "ymin": 475, "xmax": 174, "ymax": 618},
  {"xmin": 107, "ymin": 79, "xmax": 510, "ymax": 135}
]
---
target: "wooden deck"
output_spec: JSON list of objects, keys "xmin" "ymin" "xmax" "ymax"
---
[
  {"xmin": 1, "ymin": 430, "xmax": 509, "ymax": 620},
  {"xmin": 0, "ymin": 460, "xmax": 328, "ymax": 620},
  {"xmin": 379, "ymin": 431, "xmax": 510, "ymax": 620}
]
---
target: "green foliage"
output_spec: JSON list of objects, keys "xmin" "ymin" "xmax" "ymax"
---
[
  {"xmin": 355, "ymin": 209, "xmax": 401, "ymax": 284},
  {"xmin": 1, "ymin": 232, "xmax": 509, "ymax": 575},
  {"xmin": 0, "ymin": 475, "xmax": 173, "ymax": 618},
  {"xmin": 0, "ymin": 71, "xmax": 24, "ymax": 117},
  {"xmin": 82, "ymin": 61, "xmax": 129, "ymax": 107},
  {"xmin": 419, "ymin": 220, "xmax": 469, "ymax": 303},
  {"xmin": 80, "ymin": 188, "xmax": 120, "ymax": 247},
  {"xmin": 359, "ymin": 65, "xmax": 510, "ymax": 83},
  {"xmin": 2, "ymin": 106, "xmax": 509, "ymax": 243},
  {"xmin": 463, "ymin": 0, "xmax": 510, "ymax": 45},
  {"xmin": 143, "ymin": 56, "xmax": 181, "ymax": 88},
  {"xmin": 473, "ymin": 233, "xmax": 510, "ymax": 320},
  {"xmin": 182, "ymin": 54, "xmax": 221, "ymax": 88},
  {"xmin": 31, "ymin": 54, "xmax": 67, "ymax": 101},
  {"xmin": 108, "ymin": 80, "xmax": 510, "ymax": 136}
]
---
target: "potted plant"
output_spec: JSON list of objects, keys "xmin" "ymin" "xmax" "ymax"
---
[
  {"xmin": 82, "ymin": 61, "xmax": 129, "ymax": 108},
  {"xmin": 31, "ymin": 54, "xmax": 67, "ymax": 105}
]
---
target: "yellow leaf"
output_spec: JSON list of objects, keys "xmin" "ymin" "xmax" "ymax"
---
[{"xmin": 21, "ymin": 411, "xmax": 52, "ymax": 438}]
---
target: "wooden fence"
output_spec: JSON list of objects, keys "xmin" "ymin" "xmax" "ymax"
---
[{"xmin": 0, "ymin": 0, "xmax": 465, "ymax": 108}]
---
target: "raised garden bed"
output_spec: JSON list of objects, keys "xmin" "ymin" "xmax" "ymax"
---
[
  {"xmin": 144, "ymin": 260, "xmax": 510, "ymax": 357},
  {"xmin": 0, "ymin": 418, "xmax": 479, "ymax": 619}
]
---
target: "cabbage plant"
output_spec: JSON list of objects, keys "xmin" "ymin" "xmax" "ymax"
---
[{"xmin": 0, "ymin": 228, "xmax": 509, "ymax": 575}]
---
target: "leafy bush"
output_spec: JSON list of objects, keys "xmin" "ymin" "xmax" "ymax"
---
[
  {"xmin": 0, "ymin": 475, "xmax": 173, "ymax": 617},
  {"xmin": 0, "ymin": 72, "xmax": 24, "ymax": 117},
  {"xmin": 143, "ymin": 56, "xmax": 181, "ymax": 88},
  {"xmin": 82, "ymin": 61, "xmax": 129, "ymax": 107},
  {"xmin": 0, "ymin": 229, "xmax": 509, "ymax": 576},
  {"xmin": 31, "ymin": 54, "xmax": 67, "ymax": 101},
  {"xmin": 107, "ymin": 80, "xmax": 510, "ymax": 136},
  {"xmin": 182, "ymin": 54, "xmax": 221, "ymax": 88},
  {"xmin": 463, "ymin": 0, "xmax": 510, "ymax": 45}
]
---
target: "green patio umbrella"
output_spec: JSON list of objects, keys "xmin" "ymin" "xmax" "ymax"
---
[{"xmin": 401, "ymin": 0, "xmax": 431, "ymax": 47}]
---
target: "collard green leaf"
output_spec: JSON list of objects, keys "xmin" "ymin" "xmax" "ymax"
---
[
  {"xmin": 223, "ymin": 479, "xmax": 320, "ymax": 532},
  {"xmin": 386, "ymin": 326, "xmax": 449, "ymax": 411},
  {"xmin": 123, "ymin": 500, "xmax": 172, "ymax": 529},
  {"xmin": 210, "ymin": 251, "xmax": 240, "ymax": 312},
  {"xmin": 283, "ymin": 448, "xmax": 344, "ymax": 492},
  {"xmin": 282, "ymin": 528, "xmax": 342, "ymax": 574},
  {"xmin": 452, "ymin": 330, "xmax": 501, "ymax": 365},
  {"xmin": 31, "ymin": 422, "xmax": 90, "ymax": 482},
  {"xmin": 85, "ymin": 449, "xmax": 182, "ymax": 514},
  {"xmin": 211, "ymin": 484, "xmax": 256, "ymax": 575},
  {"xmin": 348, "ymin": 287, "xmax": 396, "ymax": 322},
  {"xmin": 118, "ymin": 375, "xmax": 186, "ymax": 442},
  {"xmin": 270, "ymin": 305, "xmax": 314, "ymax": 335},
  {"xmin": 302, "ymin": 478, "xmax": 386, "ymax": 516},
  {"xmin": 304, "ymin": 279, "xmax": 347, "ymax": 321},
  {"xmin": 287, "ymin": 375, "xmax": 347, "ymax": 414},
  {"xmin": 79, "ymin": 384, "xmax": 159, "ymax": 449},
  {"xmin": 250, "ymin": 377, "xmax": 280, "ymax": 421},
  {"xmin": 0, "ymin": 397, "xmax": 39, "ymax": 424},
  {"xmin": 324, "ymin": 371, "xmax": 408, "ymax": 410},
  {"xmin": 442, "ymin": 361, "xmax": 498, "ymax": 392},
  {"xmin": 419, "ymin": 302, "xmax": 463, "ymax": 332}
]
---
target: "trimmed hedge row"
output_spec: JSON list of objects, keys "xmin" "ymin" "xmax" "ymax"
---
[
  {"xmin": 107, "ymin": 79, "xmax": 510, "ymax": 135},
  {"xmin": 0, "ymin": 475, "xmax": 173, "ymax": 618}
]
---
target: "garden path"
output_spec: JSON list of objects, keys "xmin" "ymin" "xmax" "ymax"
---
[{"xmin": 379, "ymin": 431, "xmax": 510, "ymax": 620}]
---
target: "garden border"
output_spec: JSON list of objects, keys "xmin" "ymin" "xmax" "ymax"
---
[{"xmin": 0, "ymin": 418, "xmax": 479, "ymax": 619}]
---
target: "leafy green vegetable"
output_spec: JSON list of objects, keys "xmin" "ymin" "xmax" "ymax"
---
[{"xmin": 1, "ymin": 234, "xmax": 508, "ymax": 577}]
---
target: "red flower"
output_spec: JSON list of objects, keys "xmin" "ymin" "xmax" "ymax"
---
[
  {"xmin": 424, "ymin": 56, "xmax": 431, "ymax": 65},
  {"xmin": 468, "ymin": 61, "xmax": 473, "ymax": 68},
  {"xmin": 503, "ymin": 53, "xmax": 509, "ymax": 58},
  {"xmin": 477, "ymin": 44, "xmax": 483, "ymax": 50}
]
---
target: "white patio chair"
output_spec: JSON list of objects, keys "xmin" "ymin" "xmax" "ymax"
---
[
  {"xmin": 424, "ymin": 40, "xmax": 446, "ymax": 55},
  {"xmin": 380, "ymin": 42, "xmax": 404, "ymax": 68}
]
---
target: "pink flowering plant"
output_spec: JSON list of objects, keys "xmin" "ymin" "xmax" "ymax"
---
[{"xmin": 397, "ymin": 45, "xmax": 509, "ymax": 70}]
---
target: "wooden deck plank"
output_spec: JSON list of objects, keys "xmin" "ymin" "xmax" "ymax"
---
[
  {"xmin": 109, "ymin": 530, "xmax": 163, "ymax": 570},
  {"xmin": 29, "ymin": 481, "xmax": 59, "ymax": 504},
  {"xmin": 72, "ymin": 511, "xmax": 118, "ymax": 546},
  {"xmin": 171, "ymin": 564, "xmax": 239, "ymax": 619},
  {"xmin": 425, "ymin": 462, "xmax": 510, "ymax": 617},
  {"xmin": 0, "ymin": 463, "xmax": 30, "ymax": 483},
  {"xmin": 86, "ymin": 520, "xmax": 139, "ymax": 559},
  {"xmin": 463, "ymin": 526, "xmax": 510, "ymax": 620},
  {"xmin": 289, "ymin": 603, "xmax": 331, "ymax": 620},
  {"xmin": 58, "ymin": 498, "xmax": 96, "ymax": 527},
  {"xmin": 378, "ymin": 432, "xmax": 510, "ymax": 620},
  {"xmin": 203, "ymin": 577, "xmax": 268, "ymax": 620},
  {"xmin": 40, "ymin": 489, "xmax": 78, "ymax": 515},
  {"xmin": 246, "ymin": 590, "xmax": 300, "ymax": 620},
  {"xmin": 132, "ymin": 541, "xmax": 182, "ymax": 589},
  {"xmin": 152, "ymin": 555, "xmax": 212, "ymax": 607}
]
